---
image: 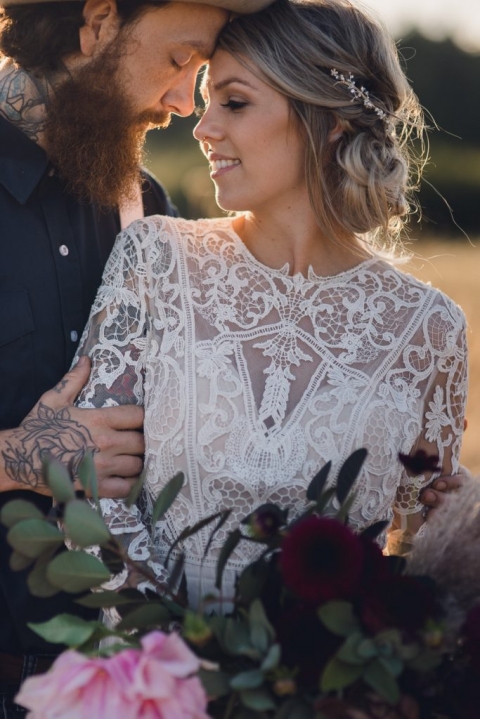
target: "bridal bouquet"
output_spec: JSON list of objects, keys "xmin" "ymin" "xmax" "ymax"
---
[{"xmin": 3, "ymin": 450, "xmax": 480, "ymax": 719}]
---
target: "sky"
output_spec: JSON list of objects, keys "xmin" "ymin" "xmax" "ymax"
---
[{"xmin": 360, "ymin": 0, "xmax": 480, "ymax": 52}]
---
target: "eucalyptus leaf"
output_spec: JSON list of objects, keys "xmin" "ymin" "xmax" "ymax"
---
[
  {"xmin": 335, "ymin": 449, "xmax": 367, "ymax": 504},
  {"xmin": 215, "ymin": 528, "xmax": 242, "ymax": 590},
  {"xmin": 27, "ymin": 551, "xmax": 61, "ymax": 598},
  {"xmin": 318, "ymin": 601, "xmax": 360, "ymax": 637},
  {"xmin": 7, "ymin": 519, "xmax": 64, "ymax": 559},
  {"xmin": 64, "ymin": 500, "xmax": 111, "ymax": 548},
  {"xmin": 76, "ymin": 590, "xmax": 146, "ymax": 609},
  {"xmin": 336, "ymin": 633, "xmax": 369, "ymax": 665},
  {"xmin": 44, "ymin": 457, "xmax": 76, "ymax": 503},
  {"xmin": 77, "ymin": 452, "xmax": 98, "ymax": 506},
  {"xmin": 249, "ymin": 599, "xmax": 275, "ymax": 654},
  {"xmin": 1, "ymin": 499, "xmax": 44, "ymax": 529},
  {"xmin": 320, "ymin": 657, "xmax": 364, "ymax": 692},
  {"xmin": 363, "ymin": 659, "xmax": 400, "ymax": 705},
  {"xmin": 198, "ymin": 668, "xmax": 231, "ymax": 698},
  {"xmin": 306, "ymin": 461, "xmax": 332, "ymax": 502},
  {"xmin": 240, "ymin": 689, "xmax": 276, "ymax": 711},
  {"xmin": 47, "ymin": 550, "xmax": 111, "ymax": 593},
  {"xmin": 261, "ymin": 643, "xmax": 281, "ymax": 671},
  {"xmin": 230, "ymin": 670, "xmax": 265, "ymax": 690},
  {"xmin": 224, "ymin": 619, "xmax": 259, "ymax": 659},
  {"xmin": 151, "ymin": 472, "xmax": 184, "ymax": 528},
  {"xmin": 28, "ymin": 613, "xmax": 101, "ymax": 647},
  {"xmin": 9, "ymin": 551, "xmax": 34, "ymax": 572},
  {"xmin": 116, "ymin": 603, "xmax": 171, "ymax": 630}
]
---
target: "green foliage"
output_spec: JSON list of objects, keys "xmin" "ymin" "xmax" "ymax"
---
[
  {"xmin": 63, "ymin": 500, "xmax": 111, "ymax": 548},
  {"xmin": 47, "ymin": 551, "xmax": 111, "ymax": 593},
  {"xmin": 8, "ymin": 518, "xmax": 64, "ymax": 559},
  {"xmin": 1, "ymin": 499, "xmax": 44, "ymax": 528},
  {"xmin": 151, "ymin": 471, "xmax": 184, "ymax": 529}
]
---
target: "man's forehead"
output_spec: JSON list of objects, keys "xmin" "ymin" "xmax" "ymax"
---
[{"xmin": 178, "ymin": 39, "xmax": 217, "ymax": 61}]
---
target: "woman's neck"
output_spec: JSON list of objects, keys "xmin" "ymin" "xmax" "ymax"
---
[
  {"xmin": 232, "ymin": 200, "xmax": 372, "ymax": 278},
  {"xmin": 0, "ymin": 58, "xmax": 63, "ymax": 148}
]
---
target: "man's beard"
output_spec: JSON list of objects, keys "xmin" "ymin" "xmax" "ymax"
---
[{"xmin": 44, "ymin": 46, "xmax": 170, "ymax": 208}]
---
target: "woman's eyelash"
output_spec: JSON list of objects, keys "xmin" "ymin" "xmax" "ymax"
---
[{"xmin": 220, "ymin": 100, "xmax": 248, "ymax": 111}]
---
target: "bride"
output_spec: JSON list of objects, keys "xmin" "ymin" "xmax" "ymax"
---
[{"xmin": 76, "ymin": 0, "xmax": 467, "ymax": 606}]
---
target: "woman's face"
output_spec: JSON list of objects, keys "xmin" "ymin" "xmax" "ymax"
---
[{"xmin": 193, "ymin": 50, "xmax": 306, "ymax": 214}]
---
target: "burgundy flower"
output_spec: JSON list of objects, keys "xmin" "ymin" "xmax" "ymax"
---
[
  {"xmin": 247, "ymin": 503, "xmax": 286, "ymax": 540},
  {"xmin": 280, "ymin": 516, "xmax": 364, "ymax": 603},
  {"xmin": 358, "ymin": 575, "xmax": 438, "ymax": 636},
  {"xmin": 398, "ymin": 450, "xmax": 442, "ymax": 475}
]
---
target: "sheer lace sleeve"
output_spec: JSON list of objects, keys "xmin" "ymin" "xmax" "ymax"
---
[
  {"xmin": 388, "ymin": 307, "xmax": 468, "ymax": 554},
  {"xmin": 75, "ymin": 222, "xmax": 168, "ymax": 592}
]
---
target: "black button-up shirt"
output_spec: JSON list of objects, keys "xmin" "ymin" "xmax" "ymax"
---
[{"xmin": 0, "ymin": 115, "xmax": 176, "ymax": 654}]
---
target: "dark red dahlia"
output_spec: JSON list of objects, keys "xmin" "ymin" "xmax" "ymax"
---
[
  {"xmin": 358, "ymin": 574, "xmax": 438, "ymax": 636},
  {"xmin": 280, "ymin": 516, "xmax": 364, "ymax": 603},
  {"xmin": 398, "ymin": 450, "xmax": 442, "ymax": 475},
  {"xmin": 357, "ymin": 533, "xmax": 388, "ymax": 590}
]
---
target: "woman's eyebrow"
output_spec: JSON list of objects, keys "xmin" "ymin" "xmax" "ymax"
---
[{"xmin": 212, "ymin": 77, "xmax": 257, "ymax": 92}]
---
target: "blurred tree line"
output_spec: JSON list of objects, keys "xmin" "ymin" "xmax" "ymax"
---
[{"xmin": 145, "ymin": 32, "xmax": 480, "ymax": 238}]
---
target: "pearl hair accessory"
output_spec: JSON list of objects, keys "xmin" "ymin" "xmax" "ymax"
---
[{"xmin": 330, "ymin": 68, "xmax": 390, "ymax": 125}]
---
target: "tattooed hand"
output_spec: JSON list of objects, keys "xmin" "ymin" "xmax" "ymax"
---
[{"xmin": 0, "ymin": 357, "xmax": 145, "ymax": 497}]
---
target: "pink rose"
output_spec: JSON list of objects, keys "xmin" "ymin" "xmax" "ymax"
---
[{"xmin": 15, "ymin": 631, "xmax": 210, "ymax": 719}]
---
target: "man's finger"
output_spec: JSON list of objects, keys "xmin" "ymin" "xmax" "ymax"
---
[
  {"xmin": 96, "ymin": 404, "xmax": 145, "ymax": 430},
  {"xmin": 431, "ymin": 475, "xmax": 463, "ymax": 492},
  {"xmin": 97, "ymin": 476, "xmax": 140, "ymax": 499}
]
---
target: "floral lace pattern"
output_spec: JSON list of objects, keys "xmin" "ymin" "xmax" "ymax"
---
[{"xmin": 76, "ymin": 216, "xmax": 468, "ymax": 607}]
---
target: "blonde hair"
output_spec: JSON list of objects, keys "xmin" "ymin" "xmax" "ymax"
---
[{"xmin": 217, "ymin": 0, "xmax": 426, "ymax": 252}]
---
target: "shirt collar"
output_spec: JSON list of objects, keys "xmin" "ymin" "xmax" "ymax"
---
[{"xmin": 0, "ymin": 114, "xmax": 49, "ymax": 204}]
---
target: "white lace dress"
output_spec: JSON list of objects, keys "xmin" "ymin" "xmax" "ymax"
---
[{"xmin": 76, "ymin": 216, "xmax": 468, "ymax": 607}]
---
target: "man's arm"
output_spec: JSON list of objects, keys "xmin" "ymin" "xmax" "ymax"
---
[{"xmin": 0, "ymin": 356, "xmax": 144, "ymax": 498}]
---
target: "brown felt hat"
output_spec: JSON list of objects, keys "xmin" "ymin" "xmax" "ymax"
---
[{"xmin": 0, "ymin": 0, "xmax": 274, "ymax": 12}]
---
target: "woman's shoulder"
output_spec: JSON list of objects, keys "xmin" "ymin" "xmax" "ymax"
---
[{"xmin": 373, "ymin": 257, "xmax": 466, "ymax": 332}]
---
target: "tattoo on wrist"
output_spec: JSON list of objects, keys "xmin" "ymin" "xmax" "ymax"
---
[{"xmin": 2, "ymin": 403, "xmax": 97, "ymax": 489}]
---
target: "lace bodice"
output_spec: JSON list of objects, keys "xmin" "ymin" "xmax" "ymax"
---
[{"xmin": 76, "ymin": 216, "xmax": 468, "ymax": 606}]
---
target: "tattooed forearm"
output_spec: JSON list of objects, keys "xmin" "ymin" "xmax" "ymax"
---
[{"xmin": 2, "ymin": 402, "xmax": 97, "ymax": 489}]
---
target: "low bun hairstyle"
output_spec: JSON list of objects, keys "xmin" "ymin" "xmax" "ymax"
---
[{"xmin": 217, "ymin": 0, "xmax": 426, "ymax": 250}]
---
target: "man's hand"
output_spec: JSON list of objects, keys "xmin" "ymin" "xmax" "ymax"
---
[
  {"xmin": 0, "ymin": 356, "xmax": 144, "ymax": 498},
  {"xmin": 420, "ymin": 470, "xmax": 469, "ymax": 521}
]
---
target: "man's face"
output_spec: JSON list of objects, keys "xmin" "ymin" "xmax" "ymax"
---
[
  {"xmin": 117, "ymin": 2, "xmax": 229, "ymax": 120},
  {"xmin": 44, "ymin": 2, "xmax": 228, "ymax": 208}
]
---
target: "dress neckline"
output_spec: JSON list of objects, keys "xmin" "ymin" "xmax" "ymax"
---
[{"xmin": 206, "ymin": 217, "xmax": 380, "ymax": 282}]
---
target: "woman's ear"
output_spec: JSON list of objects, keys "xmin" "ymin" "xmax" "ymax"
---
[
  {"xmin": 329, "ymin": 120, "xmax": 344, "ymax": 143},
  {"xmin": 79, "ymin": 0, "xmax": 120, "ymax": 57}
]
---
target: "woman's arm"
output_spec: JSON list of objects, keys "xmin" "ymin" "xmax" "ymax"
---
[
  {"xmin": 73, "ymin": 221, "xmax": 169, "ymax": 592},
  {"xmin": 388, "ymin": 314, "xmax": 468, "ymax": 555}
]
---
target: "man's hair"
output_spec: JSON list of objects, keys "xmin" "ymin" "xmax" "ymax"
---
[{"xmin": 0, "ymin": 1, "xmax": 167, "ymax": 73}]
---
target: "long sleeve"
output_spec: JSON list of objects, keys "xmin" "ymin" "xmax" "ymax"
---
[
  {"xmin": 388, "ymin": 309, "xmax": 468, "ymax": 553},
  {"xmin": 75, "ymin": 221, "xmax": 169, "ymax": 592}
]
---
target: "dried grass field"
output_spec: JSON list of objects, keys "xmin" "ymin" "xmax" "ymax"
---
[{"xmin": 405, "ymin": 240, "xmax": 480, "ymax": 476}]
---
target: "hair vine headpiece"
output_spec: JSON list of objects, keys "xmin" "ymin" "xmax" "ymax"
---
[{"xmin": 330, "ymin": 68, "xmax": 390, "ymax": 125}]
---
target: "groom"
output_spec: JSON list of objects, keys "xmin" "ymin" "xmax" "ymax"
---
[{"xmin": 0, "ymin": 0, "xmax": 270, "ymax": 713}]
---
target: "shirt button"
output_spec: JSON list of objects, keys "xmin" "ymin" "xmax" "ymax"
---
[
  {"xmin": 70, "ymin": 331, "xmax": 78, "ymax": 342},
  {"xmin": 59, "ymin": 245, "xmax": 69, "ymax": 257}
]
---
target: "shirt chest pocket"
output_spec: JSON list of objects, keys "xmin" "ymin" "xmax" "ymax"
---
[
  {"xmin": 0, "ymin": 290, "xmax": 34, "ymax": 347},
  {"xmin": 0, "ymin": 290, "xmax": 35, "ymax": 426}
]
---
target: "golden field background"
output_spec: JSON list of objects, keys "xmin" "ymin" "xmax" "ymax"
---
[{"xmin": 405, "ymin": 240, "xmax": 480, "ymax": 476}]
